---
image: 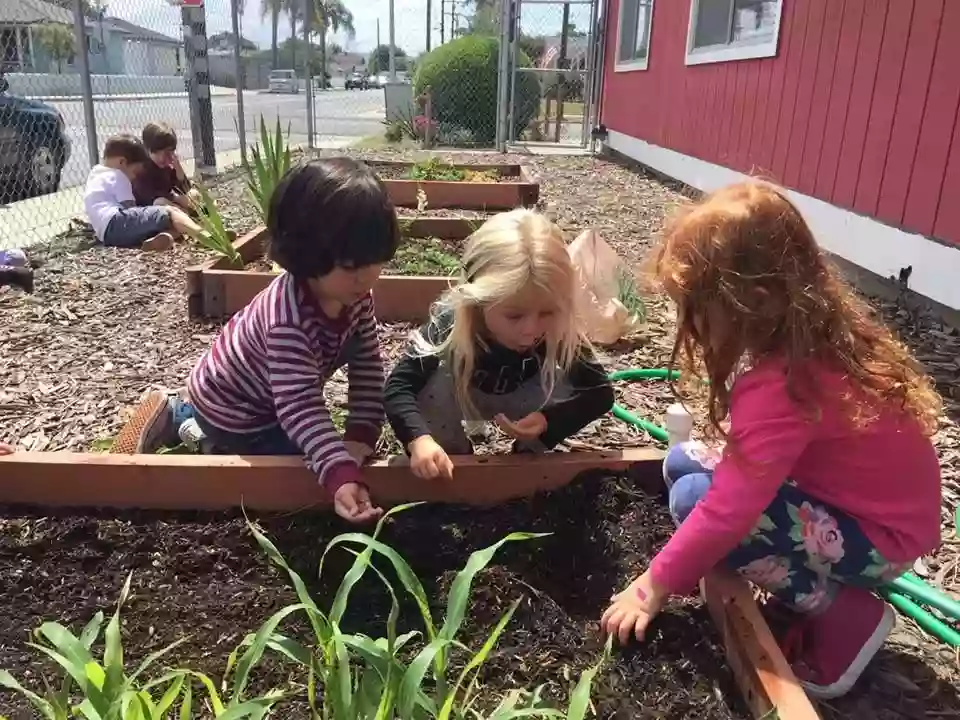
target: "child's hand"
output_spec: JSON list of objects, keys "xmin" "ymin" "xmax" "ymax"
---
[
  {"xmin": 344, "ymin": 441, "xmax": 374, "ymax": 465},
  {"xmin": 333, "ymin": 482, "xmax": 383, "ymax": 523},
  {"xmin": 0, "ymin": 443, "xmax": 13, "ymax": 455},
  {"xmin": 409, "ymin": 435, "xmax": 454, "ymax": 480},
  {"xmin": 494, "ymin": 412, "xmax": 547, "ymax": 441},
  {"xmin": 601, "ymin": 570, "xmax": 668, "ymax": 645}
]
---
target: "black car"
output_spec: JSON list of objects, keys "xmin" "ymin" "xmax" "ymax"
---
[
  {"xmin": 345, "ymin": 73, "xmax": 370, "ymax": 90},
  {"xmin": 0, "ymin": 74, "xmax": 71, "ymax": 202}
]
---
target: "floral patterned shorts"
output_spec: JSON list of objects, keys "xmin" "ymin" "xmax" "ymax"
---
[{"xmin": 665, "ymin": 441, "xmax": 911, "ymax": 612}]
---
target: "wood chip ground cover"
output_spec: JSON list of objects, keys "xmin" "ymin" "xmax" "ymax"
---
[{"xmin": 0, "ymin": 151, "xmax": 957, "ymax": 719}]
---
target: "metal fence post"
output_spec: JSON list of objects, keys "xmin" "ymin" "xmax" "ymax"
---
[
  {"xmin": 182, "ymin": 3, "xmax": 217, "ymax": 176},
  {"xmin": 303, "ymin": 0, "xmax": 315, "ymax": 149},
  {"xmin": 73, "ymin": 0, "xmax": 99, "ymax": 167},
  {"xmin": 231, "ymin": 0, "xmax": 247, "ymax": 165}
]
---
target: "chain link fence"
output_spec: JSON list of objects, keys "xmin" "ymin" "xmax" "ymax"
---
[{"xmin": 0, "ymin": 0, "xmax": 596, "ymax": 251}]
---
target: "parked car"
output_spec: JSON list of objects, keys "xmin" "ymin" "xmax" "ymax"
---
[
  {"xmin": 268, "ymin": 69, "xmax": 299, "ymax": 94},
  {"xmin": 0, "ymin": 75, "xmax": 71, "ymax": 202},
  {"xmin": 345, "ymin": 72, "xmax": 370, "ymax": 90}
]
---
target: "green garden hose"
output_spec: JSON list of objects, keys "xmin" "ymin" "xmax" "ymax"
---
[{"xmin": 608, "ymin": 367, "xmax": 960, "ymax": 646}]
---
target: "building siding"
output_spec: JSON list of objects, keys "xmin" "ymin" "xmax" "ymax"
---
[{"xmin": 601, "ymin": 0, "xmax": 960, "ymax": 246}]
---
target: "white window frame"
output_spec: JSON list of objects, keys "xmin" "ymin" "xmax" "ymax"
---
[
  {"xmin": 685, "ymin": 0, "xmax": 783, "ymax": 66},
  {"xmin": 615, "ymin": 0, "xmax": 655, "ymax": 73}
]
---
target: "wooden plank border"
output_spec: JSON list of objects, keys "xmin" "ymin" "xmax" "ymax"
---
[
  {"xmin": 0, "ymin": 449, "xmax": 663, "ymax": 511},
  {"xmin": 376, "ymin": 163, "xmax": 540, "ymax": 210}
]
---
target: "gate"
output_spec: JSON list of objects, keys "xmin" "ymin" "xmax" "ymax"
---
[{"xmin": 496, "ymin": 0, "xmax": 606, "ymax": 151}]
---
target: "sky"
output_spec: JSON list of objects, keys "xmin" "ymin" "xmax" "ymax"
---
[{"xmin": 114, "ymin": 0, "xmax": 594, "ymax": 57}]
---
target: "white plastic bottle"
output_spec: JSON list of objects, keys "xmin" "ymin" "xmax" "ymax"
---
[{"xmin": 664, "ymin": 403, "xmax": 694, "ymax": 448}]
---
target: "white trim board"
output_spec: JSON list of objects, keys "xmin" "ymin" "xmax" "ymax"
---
[{"xmin": 605, "ymin": 129, "xmax": 960, "ymax": 311}]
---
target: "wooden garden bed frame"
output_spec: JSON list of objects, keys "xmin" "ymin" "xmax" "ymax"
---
[
  {"xmin": 0, "ymin": 449, "xmax": 819, "ymax": 720},
  {"xmin": 187, "ymin": 218, "xmax": 472, "ymax": 320},
  {"xmin": 369, "ymin": 160, "xmax": 540, "ymax": 210}
]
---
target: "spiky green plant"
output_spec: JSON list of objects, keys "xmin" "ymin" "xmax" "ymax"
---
[
  {"xmin": 0, "ymin": 573, "xmax": 287, "ymax": 720},
  {"xmin": 240, "ymin": 502, "xmax": 612, "ymax": 719},
  {"xmin": 244, "ymin": 115, "xmax": 292, "ymax": 225},
  {"xmin": 191, "ymin": 184, "xmax": 241, "ymax": 264}
]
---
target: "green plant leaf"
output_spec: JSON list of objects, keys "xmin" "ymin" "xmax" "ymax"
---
[
  {"xmin": 153, "ymin": 673, "xmax": 187, "ymax": 716},
  {"xmin": 440, "ymin": 533, "xmax": 549, "ymax": 643},
  {"xmin": 228, "ymin": 603, "xmax": 307, "ymax": 704},
  {"xmin": 101, "ymin": 573, "xmax": 131, "ymax": 704},
  {"xmin": 398, "ymin": 638, "xmax": 452, "ymax": 718},
  {"xmin": 183, "ymin": 671, "xmax": 225, "ymax": 716},
  {"xmin": 0, "ymin": 670, "xmax": 58, "ymax": 719},
  {"xmin": 129, "ymin": 638, "xmax": 190, "ymax": 684},
  {"xmin": 439, "ymin": 601, "xmax": 520, "ymax": 720},
  {"xmin": 328, "ymin": 624, "xmax": 354, "ymax": 720},
  {"xmin": 566, "ymin": 636, "xmax": 612, "ymax": 720}
]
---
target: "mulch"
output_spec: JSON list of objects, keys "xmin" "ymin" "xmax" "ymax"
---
[{"xmin": 0, "ymin": 150, "xmax": 958, "ymax": 719}]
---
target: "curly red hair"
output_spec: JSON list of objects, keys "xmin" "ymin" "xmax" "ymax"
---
[{"xmin": 651, "ymin": 181, "xmax": 941, "ymax": 439}]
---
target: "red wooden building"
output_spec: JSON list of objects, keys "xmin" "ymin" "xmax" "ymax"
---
[{"xmin": 598, "ymin": 0, "xmax": 960, "ymax": 310}]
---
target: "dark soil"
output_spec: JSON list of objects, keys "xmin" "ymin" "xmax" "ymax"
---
[{"xmin": 0, "ymin": 476, "xmax": 746, "ymax": 720}]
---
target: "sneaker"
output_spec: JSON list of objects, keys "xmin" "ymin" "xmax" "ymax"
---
[
  {"xmin": 141, "ymin": 232, "xmax": 174, "ymax": 252},
  {"xmin": 781, "ymin": 585, "xmax": 895, "ymax": 699}
]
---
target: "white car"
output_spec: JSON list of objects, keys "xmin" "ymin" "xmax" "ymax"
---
[{"xmin": 268, "ymin": 69, "xmax": 299, "ymax": 94}]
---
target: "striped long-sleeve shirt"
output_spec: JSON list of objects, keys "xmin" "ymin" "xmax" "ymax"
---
[{"xmin": 187, "ymin": 272, "xmax": 385, "ymax": 494}]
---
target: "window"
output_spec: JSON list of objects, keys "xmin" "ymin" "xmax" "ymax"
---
[
  {"xmin": 686, "ymin": 0, "xmax": 782, "ymax": 66},
  {"xmin": 0, "ymin": 27, "xmax": 33, "ymax": 71},
  {"xmin": 616, "ymin": 0, "xmax": 654, "ymax": 72}
]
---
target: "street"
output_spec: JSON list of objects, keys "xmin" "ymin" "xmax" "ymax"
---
[{"xmin": 52, "ymin": 88, "xmax": 385, "ymax": 188}]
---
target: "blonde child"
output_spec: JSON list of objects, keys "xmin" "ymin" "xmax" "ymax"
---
[
  {"xmin": 601, "ymin": 182, "xmax": 942, "ymax": 700},
  {"xmin": 384, "ymin": 209, "xmax": 614, "ymax": 478}
]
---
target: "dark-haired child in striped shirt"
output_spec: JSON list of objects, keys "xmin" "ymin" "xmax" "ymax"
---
[{"xmin": 188, "ymin": 157, "xmax": 401, "ymax": 523}]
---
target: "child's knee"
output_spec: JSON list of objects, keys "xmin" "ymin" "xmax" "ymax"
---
[
  {"xmin": 663, "ymin": 441, "xmax": 707, "ymax": 486},
  {"xmin": 668, "ymin": 471, "xmax": 712, "ymax": 524}
]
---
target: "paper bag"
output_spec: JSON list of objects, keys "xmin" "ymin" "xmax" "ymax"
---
[{"xmin": 568, "ymin": 229, "xmax": 645, "ymax": 345}]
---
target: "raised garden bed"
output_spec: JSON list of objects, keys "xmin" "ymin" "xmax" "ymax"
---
[
  {"xmin": 0, "ymin": 448, "xmax": 818, "ymax": 719},
  {"xmin": 186, "ymin": 217, "xmax": 475, "ymax": 320},
  {"xmin": 368, "ymin": 159, "xmax": 539, "ymax": 210}
]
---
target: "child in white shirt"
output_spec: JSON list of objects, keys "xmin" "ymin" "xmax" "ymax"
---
[{"xmin": 84, "ymin": 134, "xmax": 203, "ymax": 251}]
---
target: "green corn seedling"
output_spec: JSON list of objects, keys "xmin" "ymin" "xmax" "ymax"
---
[
  {"xmin": 241, "ymin": 503, "xmax": 610, "ymax": 719},
  {"xmin": 243, "ymin": 115, "xmax": 292, "ymax": 225}
]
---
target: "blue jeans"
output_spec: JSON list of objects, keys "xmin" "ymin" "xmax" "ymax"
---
[
  {"xmin": 665, "ymin": 441, "xmax": 910, "ymax": 612},
  {"xmin": 102, "ymin": 206, "xmax": 172, "ymax": 247},
  {"xmin": 194, "ymin": 333, "xmax": 360, "ymax": 456}
]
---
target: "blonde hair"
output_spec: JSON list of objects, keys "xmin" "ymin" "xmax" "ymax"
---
[{"xmin": 415, "ymin": 209, "xmax": 587, "ymax": 419}]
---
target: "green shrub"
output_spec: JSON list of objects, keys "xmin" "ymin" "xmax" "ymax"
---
[{"xmin": 414, "ymin": 36, "xmax": 540, "ymax": 145}]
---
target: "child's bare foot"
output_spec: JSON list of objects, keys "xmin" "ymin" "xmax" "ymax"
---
[{"xmin": 141, "ymin": 232, "xmax": 174, "ymax": 252}]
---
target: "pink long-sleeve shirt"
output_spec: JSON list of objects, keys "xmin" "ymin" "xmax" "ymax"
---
[{"xmin": 650, "ymin": 360, "xmax": 942, "ymax": 595}]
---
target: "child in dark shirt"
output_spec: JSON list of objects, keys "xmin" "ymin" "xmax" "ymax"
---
[
  {"xmin": 384, "ymin": 209, "xmax": 614, "ymax": 479},
  {"xmin": 133, "ymin": 122, "xmax": 200, "ymax": 211}
]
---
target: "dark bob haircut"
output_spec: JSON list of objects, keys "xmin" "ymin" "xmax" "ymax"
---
[{"xmin": 267, "ymin": 157, "xmax": 401, "ymax": 278}]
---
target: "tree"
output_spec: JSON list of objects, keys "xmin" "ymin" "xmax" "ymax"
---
[
  {"xmin": 312, "ymin": 0, "xmax": 355, "ymax": 90},
  {"xmin": 368, "ymin": 44, "xmax": 408, "ymax": 74},
  {"xmin": 48, "ymin": 0, "xmax": 106, "ymax": 21},
  {"xmin": 260, "ymin": 0, "xmax": 283, "ymax": 66},
  {"xmin": 36, "ymin": 23, "xmax": 76, "ymax": 74}
]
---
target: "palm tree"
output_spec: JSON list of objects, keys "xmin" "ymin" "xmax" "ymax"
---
[
  {"xmin": 312, "ymin": 0, "xmax": 355, "ymax": 89},
  {"xmin": 283, "ymin": 0, "xmax": 302, "ymax": 68},
  {"xmin": 260, "ymin": 0, "xmax": 283, "ymax": 66}
]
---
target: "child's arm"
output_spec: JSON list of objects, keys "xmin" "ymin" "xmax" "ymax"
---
[
  {"xmin": 383, "ymin": 319, "xmax": 445, "ymax": 450},
  {"xmin": 537, "ymin": 348, "xmax": 614, "ymax": 447},
  {"xmin": 344, "ymin": 294, "xmax": 386, "ymax": 449},
  {"xmin": 649, "ymin": 368, "xmax": 814, "ymax": 595},
  {"xmin": 267, "ymin": 323, "xmax": 365, "ymax": 495}
]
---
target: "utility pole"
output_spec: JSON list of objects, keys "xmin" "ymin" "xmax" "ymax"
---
[
  {"xmin": 440, "ymin": 0, "xmax": 445, "ymax": 44},
  {"xmin": 388, "ymin": 0, "xmax": 396, "ymax": 81},
  {"xmin": 426, "ymin": 0, "xmax": 432, "ymax": 52}
]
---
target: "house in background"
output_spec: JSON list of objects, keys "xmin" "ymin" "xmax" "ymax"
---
[
  {"xmin": 599, "ymin": 0, "xmax": 960, "ymax": 311},
  {"xmin": 1, "ymin": 0, "xmax": 181, "ymax": 77},
  {"xmin": 1, "ymin": 0, "xmax": 74, "ymax": 74}
]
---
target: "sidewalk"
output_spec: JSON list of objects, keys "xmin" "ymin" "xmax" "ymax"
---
[{"xmin": 26, "ymin": 86, "xmax": 238, "ymax": 103}]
